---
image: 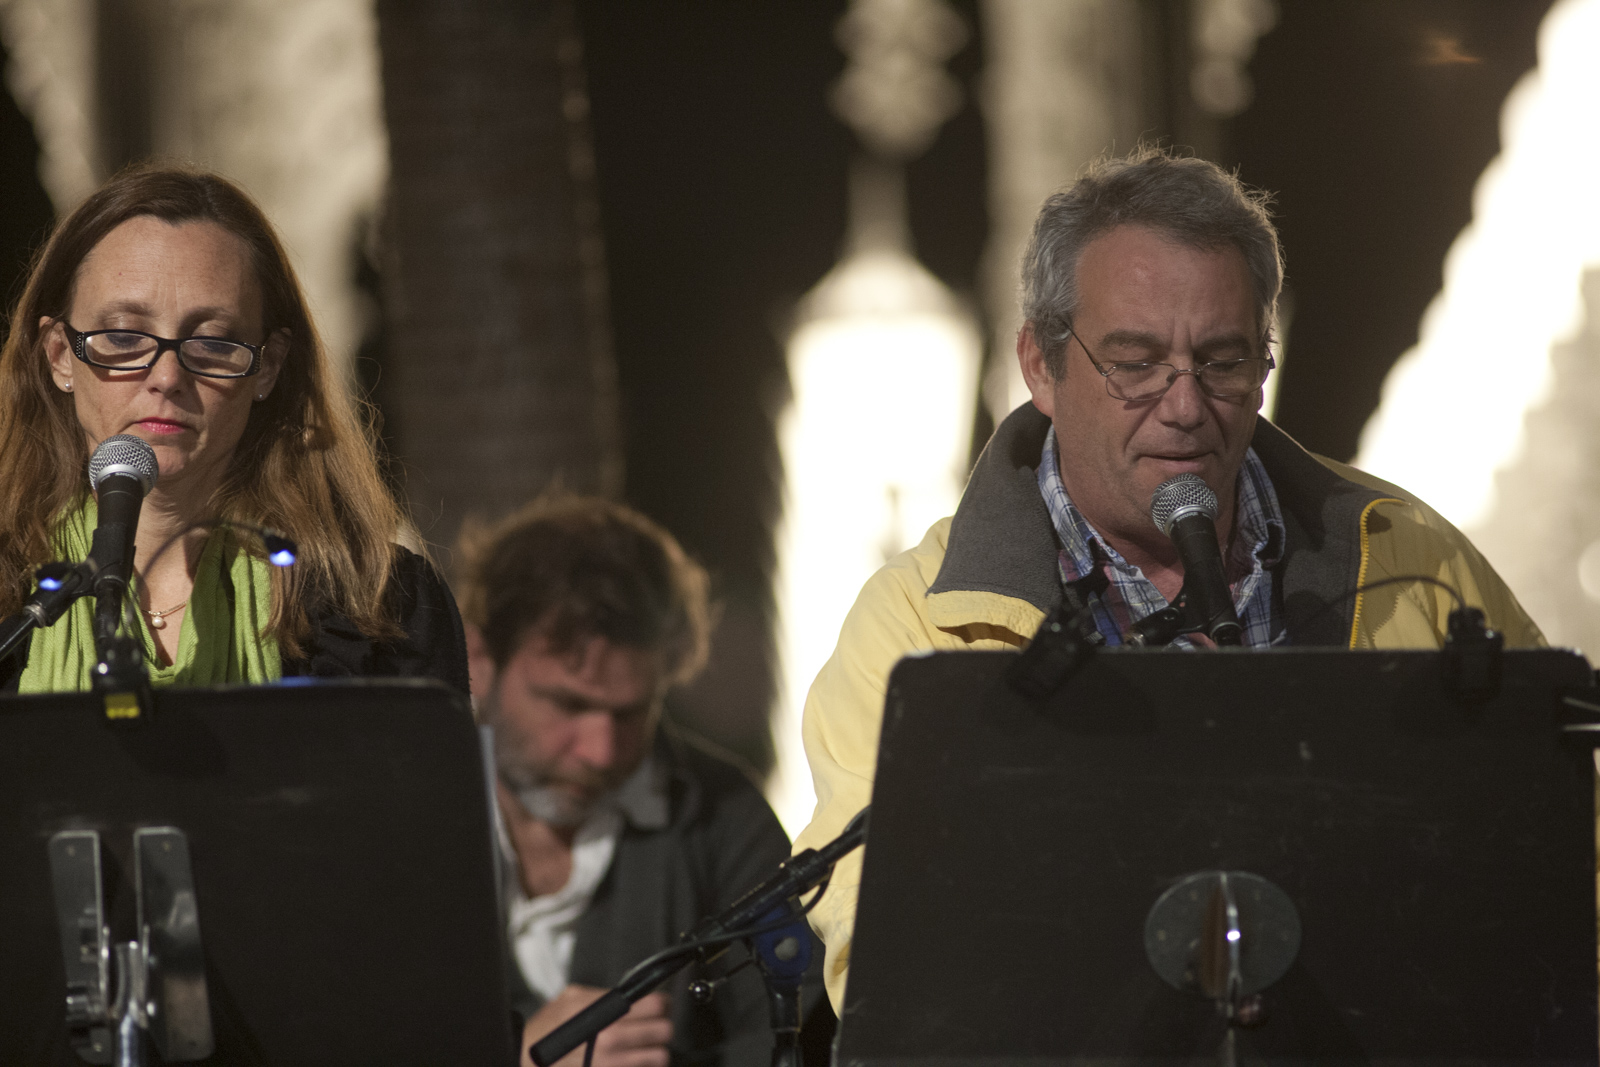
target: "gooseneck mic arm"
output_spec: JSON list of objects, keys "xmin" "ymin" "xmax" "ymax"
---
[
  {"xmin": 529, "ymin": 807, "xmax": 870, "ymax": 1067},
  {"xmin": 0, "ymin": 562, "xmax": 95, "ymax": 663}
]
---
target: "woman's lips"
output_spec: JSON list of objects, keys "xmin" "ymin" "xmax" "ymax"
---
[{"xmin": 136, "ymin": 418, "xmax": 189, "ymax": 435}]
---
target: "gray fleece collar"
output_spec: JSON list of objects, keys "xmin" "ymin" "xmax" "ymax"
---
[{"xmin": 928, "ymin": 404, "xmax": 1391, "ymax": 645}]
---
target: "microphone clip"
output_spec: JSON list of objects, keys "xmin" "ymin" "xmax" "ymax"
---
[
  {"xmin": 92, "ymin": 633, "xmax": 154, "ymax": 723},
  {"xmin": 1444, "ymin": 606, "xmax": 1502, "ymax": 705},
  {"xmin": 1008, "ymin": 570, "xmax": 1107, "ymax": 701},
  {"xmin": 1130, "ymin": 579, "xmax": 1244, "ymax": 648},
  {"xmin": 1129, "ymin": 583, "xmax": 1211, "ymax": 648}
]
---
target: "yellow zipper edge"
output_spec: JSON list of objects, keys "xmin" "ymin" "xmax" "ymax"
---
[{"xmin": 1348, "ymin": 496, "xmax": 1407, "ymax": 649}]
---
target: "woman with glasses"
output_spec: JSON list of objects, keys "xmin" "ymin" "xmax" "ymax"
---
[{"xmin": 0, "ymin": 164, "xmax": 466, "ymax": 693}]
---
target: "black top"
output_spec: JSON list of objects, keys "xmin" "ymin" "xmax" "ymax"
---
[
  {"xmin": 279, "ymin": 547, "xmax": 470, "ymax": 693},
  {"xmin": 0, "ymin": 546, "xmax": 470, "ymax": 694}
]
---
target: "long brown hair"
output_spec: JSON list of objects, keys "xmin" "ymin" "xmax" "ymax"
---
[{"xmin": 0, "ymin": 163, "xmax": 405, "ymax": 657}]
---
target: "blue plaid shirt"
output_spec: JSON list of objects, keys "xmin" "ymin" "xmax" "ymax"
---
[{"xmin": 1037, "ymin": 427, "xmax": 1286, "ymax": 648}]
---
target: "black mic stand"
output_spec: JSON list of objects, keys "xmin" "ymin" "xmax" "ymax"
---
[
  {"xmin": 0, "ymin": 551, "xmax": 160, "ymax": 721},
  {"xmin": 0, "ymin": 559, "xmax": 101, "ymax": 664},
  {"xmin": 0, "ymin": 520, "xmax": 297, "ymax": 728},
  {"xmin": 529, "ymin": 808, "xmax": 869, "ymax": 1067},
  {"xmin": 89, "ymin": 594, "xmax": 155, "ymax": 722},
  {"xmin": 750, "ymin": 904, "xmax": 812, "ymax": 1067}
]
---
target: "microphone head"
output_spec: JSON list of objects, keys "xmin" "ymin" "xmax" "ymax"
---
[
  {"xmin": 1149, "ymin": 472, "xmax": 1218, "ymax": 536},
  {"xmin": 87, "ymin": 434, "xmax": 159, "ymax": 494}
]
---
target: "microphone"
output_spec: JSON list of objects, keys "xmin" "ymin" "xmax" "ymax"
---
[
  {"xmin": 86, "ymin": 435, "xmax": 159, "ymax": 636},
  {"xmin": 1149, "ymin": 473, "xmax": 1241, "ymax": 646}
]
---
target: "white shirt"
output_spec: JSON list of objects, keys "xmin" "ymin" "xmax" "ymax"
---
[{"xmin": 500, "ymin": 756, "xmax": 670, "ymax": 1002}]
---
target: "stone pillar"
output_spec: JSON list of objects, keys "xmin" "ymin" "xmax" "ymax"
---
[
  {"xmin": 0, "ymin": 0, "xmax": 388, "ymax": 379},
  {"xmin": 1470, "ymin": 268, "xmax": 1600, "ymax": 658},
  {"xmin": 976, "ymin": 0, "xmax": 1276, "ymax": 424},
  {"xmin": 376, "ymin": 0, "xmax": 621, "ymax": 547},
  {"xmin": 976, "ymin": 0, "xmax": 1147, "ymax": 422}
]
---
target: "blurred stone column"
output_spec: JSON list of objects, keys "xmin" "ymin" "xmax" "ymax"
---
[
  {"xmin": 0, "ymin": 0, "xmax": 388, "ymax": 378},
  {"xmin": 975, "ymin": 0, "xmax": 1274, "ymax": 424},
  {"xmin": 768, "ymin": 0, "xmax": 981, "ymax": 834},
  {"xmin": 976, "ymin": 0, "xmax": 1144, "ymax": 422},
  {"xmin": 1471, "ymin": 268, "xmax": 1600, "ymax": 658},
  {"xmin": 376, "ymin": 0, "xmax": 621, "ymax": 548},
  {"xmin": 0, "ymin": 0, "xmax": 98, "ymax": 208}
]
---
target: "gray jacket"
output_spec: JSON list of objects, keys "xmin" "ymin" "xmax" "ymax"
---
[{"xmin": 509, "ymin": 726, "xmax": 824, "ymax": 1067}]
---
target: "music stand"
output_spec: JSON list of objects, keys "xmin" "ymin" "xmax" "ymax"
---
[
  {"xmin": 0, "ymin": 678, "xmax": 514, "ymax": 1066},
  {"xmin": 837, "ymin": 647, "xmax": 1597, "ymax": 1066}
]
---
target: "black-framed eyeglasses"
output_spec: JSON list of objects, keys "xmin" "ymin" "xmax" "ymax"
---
[
  {"xmin": 1070, "ymin": 324, "xmax": 1274, "ymax": 402},
  {"xmin": 58, "ymin": 322, "xmax": 264, "ymax": 379}
]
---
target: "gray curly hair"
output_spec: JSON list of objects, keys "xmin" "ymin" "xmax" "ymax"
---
[{"xmin": 1021, "ymin": 145, "xmax": 1283, "ymax": 377}]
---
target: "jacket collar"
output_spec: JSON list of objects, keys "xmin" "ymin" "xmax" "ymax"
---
[{"xmin": 928, "ymin": 403, "xmax": 1391, "ymax": 645}]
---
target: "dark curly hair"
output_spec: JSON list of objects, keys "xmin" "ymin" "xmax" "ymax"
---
[{"xmin": 455, "ymin": 493, "xmax": 712, "ymax": 683}]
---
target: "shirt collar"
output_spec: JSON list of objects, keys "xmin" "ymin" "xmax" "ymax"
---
[
  {"xmin": 1035, "ymin": 425, "xmax": 1285, "ymax": 577},
  {"xmin": 611, "ymin": 753, "xmax": 670, "ymax": 831}
]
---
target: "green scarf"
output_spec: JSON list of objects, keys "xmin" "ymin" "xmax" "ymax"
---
[{"xmin": 18, "ymin": 499, "xmax": 281, "ymax": 693}]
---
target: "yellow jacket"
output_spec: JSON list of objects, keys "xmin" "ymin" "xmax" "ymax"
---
[{"xmin": 793, "ymin": 405, "xmax": 1544, "ymax": 1011}]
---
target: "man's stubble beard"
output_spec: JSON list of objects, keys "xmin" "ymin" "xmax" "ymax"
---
[{"xmin": 481, "ymin": 689, "xmax": 603, "ymax": 831}]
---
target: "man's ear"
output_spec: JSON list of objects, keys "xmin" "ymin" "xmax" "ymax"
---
[
  {"xmin": 465, "ymin": 623, "xmax": 496, "ymax": 703},
  {"xmin": 1017, "ymin": 323, "xmax": 1057, "ymax": 418}
]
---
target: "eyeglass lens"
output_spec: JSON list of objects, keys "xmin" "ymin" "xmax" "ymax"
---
[
  {"xmin": 83, "ymin": 331, "xmax": 255, "ymax": 376},
  {"xmin": 1106, "ymin": 361, "xmax": 1269, "ymax": 401}
]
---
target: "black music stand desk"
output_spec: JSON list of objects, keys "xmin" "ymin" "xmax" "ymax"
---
[
  {"xmin": 837, "ymin": 647, "xmax": 1597, "ymax": 1066},
  {"xmin": 0, "ymin": 678, "xmax": 514, "ymax": 1066}
]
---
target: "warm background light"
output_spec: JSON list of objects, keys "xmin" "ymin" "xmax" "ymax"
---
[
  {"xmin": 1356, "ymin": 0, "xmax": 1600, "ymax": 658},
  {"xmin": 767, "ymin": 244, "xmax": 979, "ymax": 835}
]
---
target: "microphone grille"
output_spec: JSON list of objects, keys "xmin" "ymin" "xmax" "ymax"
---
[
  {"xmin": 87, "ymin": 434, "xmax": 159, "ymax": 494},
  {"xmin": 1149, "ymin": 473, "xmax": 1218, "ymax": 536}
]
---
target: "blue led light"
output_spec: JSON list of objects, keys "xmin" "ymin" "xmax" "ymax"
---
[
  {"xmin": 262, "ymin": 532, "xmax": 298, "ymax": 567},
  {"xmin": 39, "ymin": 576, "xmax": 62, "ymax": 591}
]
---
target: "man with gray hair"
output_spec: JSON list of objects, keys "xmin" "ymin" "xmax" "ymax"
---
[{"xmin": 792, "ymin": 145, "xmax": 1541, "ymax": 1010}]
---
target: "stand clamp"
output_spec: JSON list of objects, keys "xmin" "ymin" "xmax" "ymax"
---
[
  {"xmin": 1008, "ymin": 570, "xmax": 1107, "ymax": 699},
  {"xmin": 48, "ymin": 828, "xmax": 214, "ymax": 1065},
  {"xmin": 749, "ymin": 905, "xmax": 813, "ymax": 1067}
]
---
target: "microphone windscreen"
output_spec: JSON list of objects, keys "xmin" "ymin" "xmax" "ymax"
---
[
  {"xmin": 87, "ymin": 434, "xmax": 159, "ymax": 494},
  {"xmin": 1149, "ymin": 472, "xmax": 1218, "ymax": 536}
]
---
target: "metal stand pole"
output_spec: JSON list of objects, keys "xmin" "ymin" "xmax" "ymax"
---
[
  {"xmin": 765, "ymin": 981, "xmax": 802, "ymax": 1067},
  {"xmin": 110, "ymin": 941, "xmax": 147, "ymax": 1067}
]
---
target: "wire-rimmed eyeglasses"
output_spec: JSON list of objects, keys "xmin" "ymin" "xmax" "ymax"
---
[
  {"xmin": 1070, "ymin": 325, "xmax": 1274, "ymax": 402},
  {"xmin": 59, "ymin": 322, "xmax": 265, "ymax": 379}
]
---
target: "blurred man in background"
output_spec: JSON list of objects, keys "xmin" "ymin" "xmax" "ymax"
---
[{"xmin": 458, "ymin": 494, "xmax": 818, "ymax": 1067}]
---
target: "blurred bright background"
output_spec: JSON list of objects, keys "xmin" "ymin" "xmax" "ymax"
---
[{"xmin": 1, "ymin": 0, "xmax": 1589, "ymax": 837}]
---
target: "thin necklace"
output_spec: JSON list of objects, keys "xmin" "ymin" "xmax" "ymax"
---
[{"xmin": 144, "ymin": 599, "xmax": 189, "ymax": 630}]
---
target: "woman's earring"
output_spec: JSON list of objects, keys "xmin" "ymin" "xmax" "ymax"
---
[{"xmin": 61, "ymin": 382, "xmax": 72, "ymax": 392}]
